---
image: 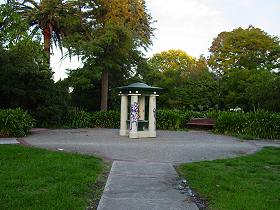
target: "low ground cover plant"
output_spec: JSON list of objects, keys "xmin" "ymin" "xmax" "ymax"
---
[{"xmin": 177, "ymin": 147, "xmax": 280, "ymax": 210}]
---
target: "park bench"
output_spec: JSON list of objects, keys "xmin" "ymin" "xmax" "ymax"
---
[{"xmin": 187, "ymin": 118, "xmax": 216, "ymax": 129}]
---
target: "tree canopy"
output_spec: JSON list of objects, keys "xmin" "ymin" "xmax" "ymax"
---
[
  {"xmin": 208, "ymin": 26, "xmax": 280, "ymax": 111},
  {"xmin": 145, "ymin": 50, "xmax": 217, "ymax": 110},
  {"xmin": 7, "ymin": 0, "xmax": 154, "ymax": 111},
  {"xmin": 208, "ymin": 26, "xmax": 280, "ymax": 74},
  {"xmin": 63, "ymin": 0, "xmax": 154, "ymax": 110}
]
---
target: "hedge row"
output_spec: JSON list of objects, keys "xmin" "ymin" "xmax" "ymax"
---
[
  {"xmin": 214, "ymin": 111, "xmax": 280, "ymax": 139},
  {"xmin": 54, "ymin": 109, "xmax": 280, "ymax": 139},
  {"xmin": 64, "ymin": 109, "xmax": 120, "ymax": 129},
  {"xmin": 1, "ymin": 108, "xmax": 279, "ymax": 139},
  {"xmin": 0, "ymin": 108, "xmax": 33, "ymax": 137},
  {"xmin": 64, "ymin": 109, "xmax": 205, "ymax": 130}
]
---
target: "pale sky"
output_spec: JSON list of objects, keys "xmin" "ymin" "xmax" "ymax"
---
[
  {"xmin": 1, "ymin": 0, "xmax": 280, "ymax": 81},
  {"xmin": 146, "ymin": 0, "xmax": 280, "ymax": 57}
]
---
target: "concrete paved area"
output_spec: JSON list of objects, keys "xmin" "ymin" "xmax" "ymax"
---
[
  {"xmin": 0, "ymin": 138, "xmax": 19, "ymax": 144},
  {"xmin": 97, "ymin": 161, "xmax": 198, "ymax": 210},
  {"xmin": 22, "ymin": 128, "xmax": 260, "ymax": 164}
]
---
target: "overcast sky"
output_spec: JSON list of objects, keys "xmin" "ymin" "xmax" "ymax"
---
[
  {"xmin": 146, "ymin": 0, "xmax": 280, "ymax": 57},
  {"xmin": 1, "ymin": 0, "xmax": 280, "ymax": 81}
]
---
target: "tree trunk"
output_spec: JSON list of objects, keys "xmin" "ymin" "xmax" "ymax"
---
[
  {"xmin": 100, "ymin": 68, "xmax": 109, "ymax": 111},
  {"xmin": 43, "ymin": 27, "xmax": 51, "ymax": 64}
]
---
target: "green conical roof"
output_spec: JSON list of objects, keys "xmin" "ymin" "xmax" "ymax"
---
[{"xmin": 117, "ymin": 83, "xmax": 162, "ymax": 94}]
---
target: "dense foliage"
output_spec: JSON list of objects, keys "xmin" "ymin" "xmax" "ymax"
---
[
  {"xmin": 6, "ymin": 0, "xmax": 154, "ymax": 111},
  {"xmin": 145, "ymin": 50, "xmax": 217, "ymax": 110},
  {"xmin": 215, "ymin": 111, "xmax": 280, "ymax": 139},
  {"xmin": 66, "ymin": 59, "xmax": 146, "ymax": 112},
  {"xmin": 63, "ymin": 109, "xmax": 120, "ymax": 129},
  {"xmin": 208, "ymin": 26, "xmax": 280, "ymax": 111},
  {"xmin": 92, "ymin": 111, "xmax": 120, "ymax": 128},
  {"xmin": 65, "ymin": 109, "xmax": 92, "ymax": 129},
  {"xmin": 0, "ymin": 39, "xmax": 71, "ymax": 127},
  {"xmin": 209, "ymin": 26, "xmax": 280, "ymax": 72},
  {"xmin": 157, "ymin": 110, "xmax": 280, "ymax": 139},
  {"xmin": 156, "ymin": 110, "xmax": 205, "ymax": 130},
  {"xmin": 0, "ymin": 108, "xmax": 33, "ymax": 137}
]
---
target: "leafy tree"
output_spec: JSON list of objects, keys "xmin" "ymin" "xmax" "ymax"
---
[
  {"xmin": 0, "ymin": 3, "xmax": 30, "ymax": 47},
  {"xmin": 245, "ymin": 71, "xmax": 280, "ymax": 111},
  {"xmin": 0, "ymin": 37, "xmax": 71, "ymax": 126},
  {"xmin": 208, "ymin": 26, "xmax": 280, "ymax": 111},
  {"xmin": 208, "ymin": 26, "xmax": 280, "ymax": 73},
  {"xmin": 66, "ymin": 51, "xmax": 148, "ymax": 111},
  {"xmin": 145, "ymin": 50, "xmax": 217, "ymax": 110},
  {"xmin": 0, "ymin": 39, "xmax": 50, "ymax": 109},
  {"xmin": 64, "ymin": 0, "xmax": 154, "ymax": 111}
]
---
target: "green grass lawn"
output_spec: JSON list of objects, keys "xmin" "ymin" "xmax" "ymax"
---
[
  {"xmin": 177, "ymin": 147, "xmax": 280, "ymax": 210},
  {"xmin": 0, "ymin": 145, "xmax": 106, "ymax": 210}
]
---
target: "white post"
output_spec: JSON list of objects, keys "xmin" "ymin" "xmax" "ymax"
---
[
  {"xmin": 139, "ymin": 96, "xmax": 145, "ymax": 120},
  {"xmin": 120, "ymin": 95, "xmax": 128, "ymax": 136},
  {"xmin": 129, "ymin": 95, "xmax": 139, "ymax": 138},
  {"xmin": 148, "ymin": 95, "xmax": 157, "ymax": 137}
]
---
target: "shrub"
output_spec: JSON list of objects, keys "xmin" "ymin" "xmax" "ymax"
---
[
  {"xmin": 214, "ymin": 111, "xmax": 280, "ymax": 139},
  {"xmin": 156, "ymin": 110, "xmax": 205, "ymax": 130},
  {"xmin": 33, "ymin": 105, "xmax": 69, "ymax": 128},
  {"xmin": 65, "ymin": 109, "xmax": 92, "ymax": 128},
  {"xmin": 92, "ymin": 111, "xmax": 120, "ymax": 128},
  {"xmin": 206, "ymin": 110, "xmax": 221, "ymax": 119},
  {"xmin": 0, "ymin": 108, "xmax": 33, "ymax": 137}
]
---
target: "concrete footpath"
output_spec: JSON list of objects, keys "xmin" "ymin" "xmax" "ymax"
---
[
  {"xmin": 97, "ymin": 161, "xmax": 198, "ymax": 210},
  {"xmin": 0, "ymin": 138, "xmax": 19, "ymax": 144}
]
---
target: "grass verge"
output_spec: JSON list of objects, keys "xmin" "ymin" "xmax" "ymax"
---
[
  {"xmin": 0, "ymin": 144, "xmax": 107, "ymax": 210},
  {"xmin": 177, "ymin": 147, "xmax": 280, "ymax": 210}
]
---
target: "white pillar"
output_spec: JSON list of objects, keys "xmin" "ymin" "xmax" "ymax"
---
[
  {"xmin": 129, "ymin": 95, "xmax": 139, "ymax": 139},
  {"xmin": 139, "ymin": 96, "xmax": 145, "ymax": 120},
  {"xmin": 119, "ymin": 95, "xmax": 128, "ymax": 136},
  {"xmin": 148, "ymin": 95, "xmax": 157, "ymax": 137}
]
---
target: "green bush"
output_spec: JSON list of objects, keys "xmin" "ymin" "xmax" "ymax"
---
[
  {"xmin": 214, "ymin": 111, "xmax": 280, "ymax": 139},
  {"xmin": 0, "ymin": 108, "xmax": 33, "ymax": 137},
  {"xmin": 30, "ymin": 107, "xmax": 279, "ymax": 140},
  {"xmin": 92, "ymin": 111, "xmax": 120, "ymax": 128},
  {"xmin": 65, "ymin": 109, "xmax": 92, "ymax": 128},
  {"xmin": 156, "ymin": 110, "xmax": 205, "ymax": 130},
  {"xmin": 206, "ymin": 110, "xmax": 221, "ymax": 119},
  {"xmin": 33, "ymin": 105, "xmax": 69, "ymax": 128}
]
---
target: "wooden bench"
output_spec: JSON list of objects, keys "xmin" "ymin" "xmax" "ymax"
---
[{"xmin": 187, "ymin": 118, "xmax": 216, "ymax": 129}]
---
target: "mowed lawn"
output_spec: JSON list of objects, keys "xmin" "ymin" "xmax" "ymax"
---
[
  {"xmin": 178, "ymin": 147, "xmax": 280, "ymax": 210},
  {"xmin": 0, "ymin": 145, "xmax": 106, "ymax": 210}
]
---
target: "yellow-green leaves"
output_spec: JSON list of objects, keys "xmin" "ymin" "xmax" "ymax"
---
[{"xmin": 209, "ymin": 26, "xmax": 280, "ymax": 73}]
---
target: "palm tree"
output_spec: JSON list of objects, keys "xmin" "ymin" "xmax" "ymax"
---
[{"xmin": 8, "ymin": 0, "xmax": 87, "ymax": 63}]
